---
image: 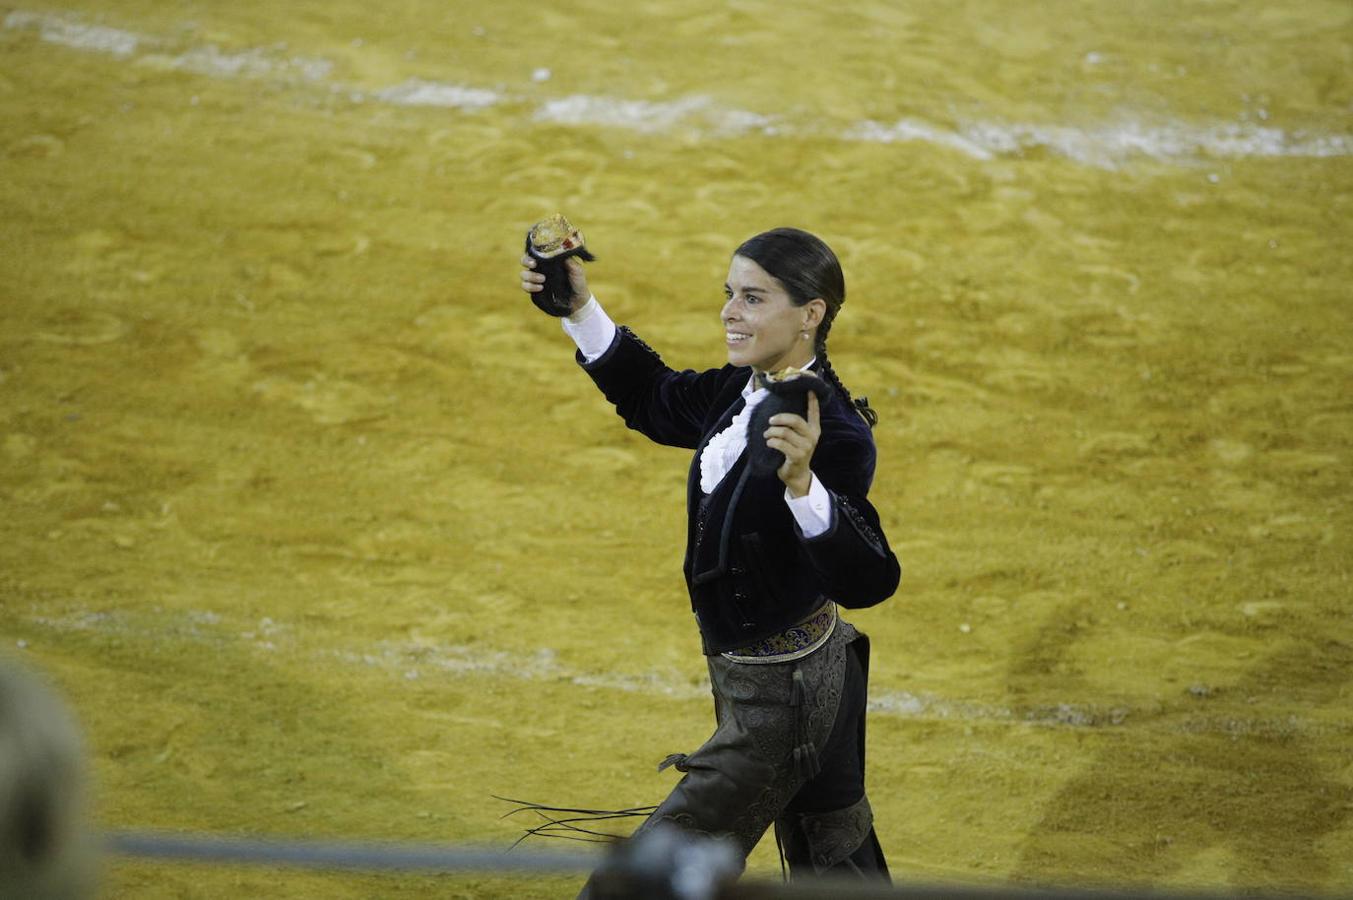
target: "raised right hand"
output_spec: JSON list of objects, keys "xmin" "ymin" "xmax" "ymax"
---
[{"xmin": 519, "ymin": 255, "xmax": 590, "ymax": 315}]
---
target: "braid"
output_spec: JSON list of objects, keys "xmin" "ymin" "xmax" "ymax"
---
[{"xmin": 814, "ymin": 316, "xmax": 878, "ymax": 429}]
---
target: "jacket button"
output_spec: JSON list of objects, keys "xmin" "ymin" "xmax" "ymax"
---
[
  {"xmin": 733, "ymin": 592, "xmax": 749, "ymax": 604},
  {"xmin": 730, "ymin": 565, "xmax": 744, "ymax": 576}
]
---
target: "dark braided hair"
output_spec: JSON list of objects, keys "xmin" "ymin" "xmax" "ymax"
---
[{"xmin": 733, "ymin": 228, "xmax": 878, "ymax": 428}]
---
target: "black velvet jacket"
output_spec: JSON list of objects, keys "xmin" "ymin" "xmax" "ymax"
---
[{"xmin": 580, "ymin": 327, "xmax": 901, "ymax": 655}]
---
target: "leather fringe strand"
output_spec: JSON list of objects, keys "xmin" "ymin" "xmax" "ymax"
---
[{"xmin": 495, "ymin": 796, "xmax": 658, "ymax": 850}]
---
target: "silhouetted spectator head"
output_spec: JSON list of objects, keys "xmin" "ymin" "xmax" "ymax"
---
[{"xmin": 0, "ymin": 657, "xmax": 96, "ymax": 898}]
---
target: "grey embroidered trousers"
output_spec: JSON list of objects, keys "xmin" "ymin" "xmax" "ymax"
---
[{"xmin": 578, "ymin": 619, "xmax": 888, "ymax": 898}]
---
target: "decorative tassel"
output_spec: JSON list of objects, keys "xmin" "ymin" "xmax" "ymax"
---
[
  {"xmin": 657, "ymin": 753, "xmax": 691, "ymax": 773},
  {"xmin": 794, "ymin": 743, "xmax": 821, "ymax": 780},
  {"xmin": 790, "ymin": 669, "xmax": 807, "ymax": 707},
  {"xmin": 790, "ymin": 668, "xmax": 822, "ymax": 780}
]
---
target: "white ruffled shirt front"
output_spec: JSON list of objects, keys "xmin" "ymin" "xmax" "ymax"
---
[
  {"xmin": 698, "ymin": 382, "xmax": 768, "ymax": 495},
  {"xmin": 562, "ymin": 296, "xmax": 833, "ymax": 537}
]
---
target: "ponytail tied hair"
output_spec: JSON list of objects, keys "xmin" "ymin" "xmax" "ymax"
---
[{"xmin": 854, "ymin": 395, "xmax": 878, "ymax": 428}]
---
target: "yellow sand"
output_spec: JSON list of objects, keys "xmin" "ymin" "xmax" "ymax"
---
[{"xmin": 1, "ymin": 1, "xmax": 1350, "ymax": 896}]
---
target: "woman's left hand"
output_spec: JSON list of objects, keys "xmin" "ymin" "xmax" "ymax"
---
[{"xmin": 765, "ymin": 389, "xmax": 821, "ymax": 498}]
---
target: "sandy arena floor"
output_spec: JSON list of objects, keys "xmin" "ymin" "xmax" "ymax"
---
[{"xmin": 1, "ymin": 1, "xmax": 1351, "ymax": 896}]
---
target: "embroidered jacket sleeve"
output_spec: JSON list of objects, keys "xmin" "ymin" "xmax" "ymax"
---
[
  {"xmin": 796, "ymin": 425, "xmax": 901, "ymax": 608},
  {"xmin": 578, "ymin": 326, "xmax": 734, "ymax": 450}
]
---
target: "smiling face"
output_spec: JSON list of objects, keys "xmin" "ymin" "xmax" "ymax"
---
[{"xmin": 722, "ymin": 255, "xmax": 824, "ymax": 374}]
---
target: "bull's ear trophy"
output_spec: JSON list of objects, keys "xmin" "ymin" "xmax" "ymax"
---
[
  {"xmin": 525, "ymin": 213, "xmax": 595, "ymax": 317},
  {"xmin": 745, "ymin": 369, "xmax": 834, "ymax": 476}
]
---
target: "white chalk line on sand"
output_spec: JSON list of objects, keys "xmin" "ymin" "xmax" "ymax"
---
[
  {"xmin": 7, "ymin": 8, "xmax": 1351, "ymax": 169},
  {"xmin": 845, "ymin": 117, "xmax": 1353, "ymax": 168},
  {"xmin": 17, "ymin": 606, "xmax": 1346, "ymax": 740},
  {"xmin": 19, "ymin": 605, "xmax": 1017, "ymax": 723}
]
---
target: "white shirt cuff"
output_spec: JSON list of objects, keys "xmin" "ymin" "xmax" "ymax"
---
[
  {"xmin": 561, "ymin": 295, "xmax": 617, "ymax": 362},
  {"xmin": 785, "ymin": 473, "xmax": 833, "ymax": 538}
]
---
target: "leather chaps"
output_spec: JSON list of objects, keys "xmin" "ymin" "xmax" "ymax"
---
[{"xmin": 578, "ymin": 620, "xmax": 887, "ymax": 898}]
